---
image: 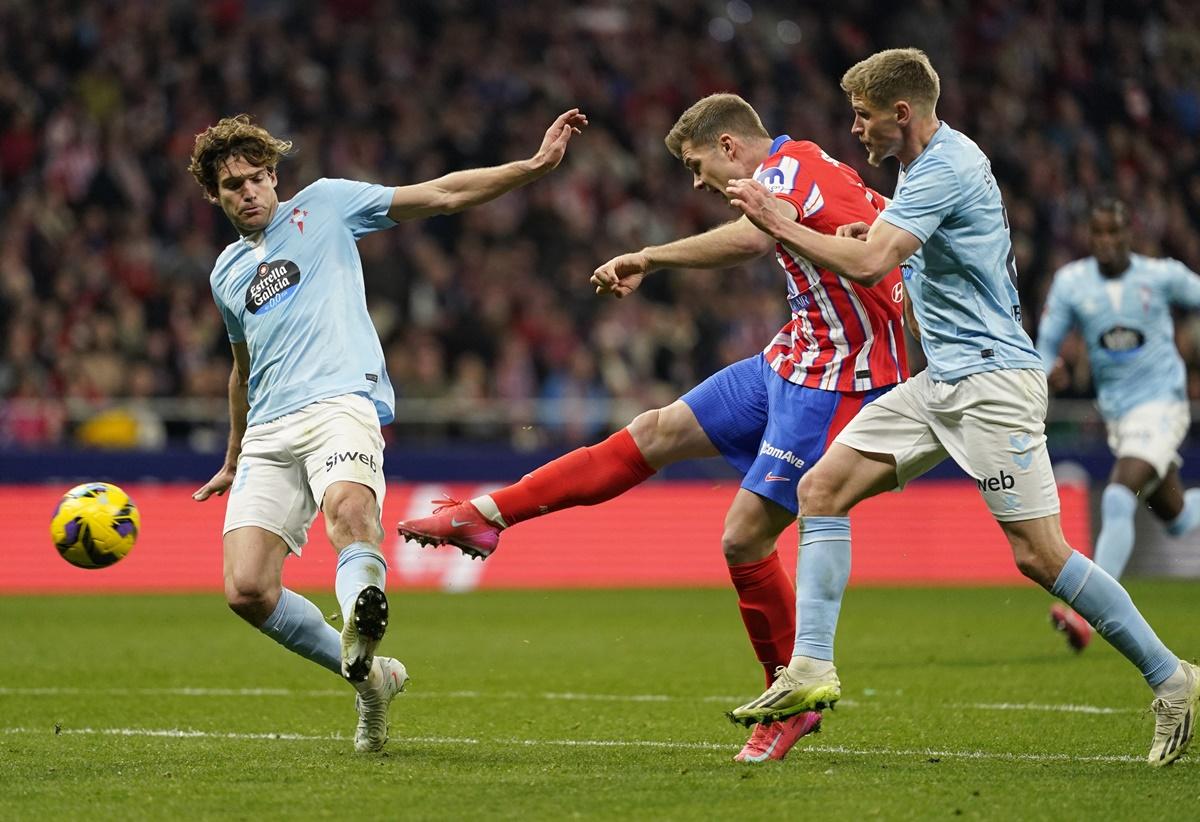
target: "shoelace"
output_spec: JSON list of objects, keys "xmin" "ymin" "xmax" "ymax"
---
[
  {"xmin": 770, "ymin": 666, "xmax": 803, "ymax": 689},
  {"xmin": 1151, "ymin": 697, "xmax": 1185, "ymax": 719},
  {"xmin": 770, "ymin": 665, "xmax": 837, "ymax": 691},
  {"xmin": 430, "ymin": 496, "xmax": 464, "ymax": 515}
]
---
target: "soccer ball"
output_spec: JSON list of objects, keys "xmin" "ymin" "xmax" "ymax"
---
[{"xmin": 49, "ymin": 482, "xmax": 141, "ymax": 569}]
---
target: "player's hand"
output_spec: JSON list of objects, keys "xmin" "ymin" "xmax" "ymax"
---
[
  {"xmin": 531, "ymin": 109, "xmax": 588, "ymax": 172},
  {"xmin": 591, "ymin": 252, "xmax": 649, "ymax": 298},
  {"xmin": 1047, "ymin": 358, "xmax": 1070, "ymax": 393},
  {"xmin": 726, "ymin": 178, "xmax": 779, "ymax": 234},
  {"xmin": 837, "ymin": 221, "xmax": 871, "ymax": 241},
  {"xmin": 193, "ymin": 464, "xmax": 236, "ymax": 501}
]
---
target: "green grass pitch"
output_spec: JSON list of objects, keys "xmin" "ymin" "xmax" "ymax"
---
[{"xmin": 3, "ymin": 583, "xmax": 1199, "ymax": 820}]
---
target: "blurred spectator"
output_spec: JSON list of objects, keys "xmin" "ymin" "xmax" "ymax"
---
[{"xmin": 3, "ymin": 0, "xmax": 1200, "ymax": 448}]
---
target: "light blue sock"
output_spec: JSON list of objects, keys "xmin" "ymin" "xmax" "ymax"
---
[
  {"xmin": 1051, "ymin": 550, "xmax": 1178, "ymax": 687},
  {"xmin": 1166, "ymin": 488, "xmax": 1200, "ymax": 537},
  {"xmin": 335, "ymin": 541, "xmax": 388, "ymax": 621},
  {"xmin": 792, "ymin": 516, "xmax": 852, "ymax": 661},
  {"xmin": 260, "ymin": 588, "xmax": 342, "ymax": 675},
  {"xmin": 1093, "ymin": 484, "xmax": 1138, "ymax": 578}
]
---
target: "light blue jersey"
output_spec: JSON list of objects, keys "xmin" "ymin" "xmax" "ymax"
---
[
  {"xmin": 879, "ymin": 123, "xmax": 1042, "ymax": 381},
  {"xmin": 1036, "ymin": 253, "xmax": 1200, "ymax": 420},
  {"xmin": 210, "ymin": 178, "xmax": 397, "ymax": 427}
]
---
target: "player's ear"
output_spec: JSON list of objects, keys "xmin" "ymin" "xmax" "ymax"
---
[
  {"xmin": 719, "ymin": 133, "xmax": 735, "ymax": 157},
  {"xmin": 894, "ymin": 100, "xmax": 912, "ymax": 127}
]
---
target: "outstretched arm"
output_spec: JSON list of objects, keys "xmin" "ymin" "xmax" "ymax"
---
[
  {"xmin": 591, "ymin": 213, "xmax": 781, "ymax": 298},
  {"xmin": 387, "ymin": 109, "xmax": 587, "ymax": 221},
  {"xmin": 727, "ymin": 178, "xmax": 921, "ymax": 286}
]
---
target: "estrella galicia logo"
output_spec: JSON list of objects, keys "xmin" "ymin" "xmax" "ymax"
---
[
  {"xmin": 245, "ymin": 259, "xmax": 302, "ymax": 314},
  {"xmin": 1098, "ymin": 325, "xmax": 1144, "ymax": 355},
  {"xmin": 755, "ymin": 167, "xmax": 787, "ymax": 194}
]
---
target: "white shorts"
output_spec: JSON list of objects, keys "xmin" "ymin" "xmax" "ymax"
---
[
  {"xmin": 223, "ymin": 394, "xmax": 387, "ymax": 554},
  {"xmin": 835, "ymin": 368, "xmax": 1060, "ymax": 522},
  {"xmin": 1105, "ymin": 400, "xmax": 1189, "ymax": 478}
]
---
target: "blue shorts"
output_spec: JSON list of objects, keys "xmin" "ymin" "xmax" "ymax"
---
[{"xmin": 681, "ymin": 355, "xmax": 893, "ymax": 514}]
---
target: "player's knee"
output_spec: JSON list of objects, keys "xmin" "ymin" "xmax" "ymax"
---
[
  {"xmin": 1011, "ymin": 544, "xmax": 1055, "ymax": 589},
  {"xmin": 721, "ymin": 527, "xmax": 772, "ymax": 565},
  {"xmin": 324, "ymin": 490, "xmax": 381, "ymax": 542},
  {"xmin": 627, "ymin": 408, "xmax": 663, "ymax": 447},
  {"xmin": 224, "ymin": 573, "xmax": 279, "ymax": 625},
  {"xmin": 798, "ymin": 471, "xmax": 838, "ymax": 517}
]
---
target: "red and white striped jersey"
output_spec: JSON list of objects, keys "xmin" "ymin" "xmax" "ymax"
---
[{"xmin": 754, "ymin": 137, "xmax": 908, "ymax": 392}]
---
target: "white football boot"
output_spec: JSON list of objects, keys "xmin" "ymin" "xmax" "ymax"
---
[
  {"xmin": 354, "ymin": 656, "xmax": 409, "ymax": 753},
  {"xmin": 1148, "ymin": 660, "xmax": 1200, "ymax": 766}
]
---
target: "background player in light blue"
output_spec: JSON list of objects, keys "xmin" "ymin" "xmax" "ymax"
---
[
  {"xmin": 1038, "ymin": 198, "xmax": 1200, "ymax": 650},
  {"xmin": 722, "ymin": 48, "xmax": 1199, "ymax": 766},
  {"xmin": 187, "ymin": 110, "xmax": 586, "ymax": 752}
]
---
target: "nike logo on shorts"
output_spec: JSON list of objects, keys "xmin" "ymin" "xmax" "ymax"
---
[{"xmin": 765, "ymin": 473, "xmax": 791, "ymax": 483}]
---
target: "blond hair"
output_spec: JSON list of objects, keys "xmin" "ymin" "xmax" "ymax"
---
[
  {"xmin": 188, "ymin": 114, "xmax": 293, "ymax": 197},
  {"xmin": 664, "ymin": 93, "xmax": 769, "ymax": 159},
  {"xmin": 840, "ymin": 48, "xmax": 940, "ymax": 114}
]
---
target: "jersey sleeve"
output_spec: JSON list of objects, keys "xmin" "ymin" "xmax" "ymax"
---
[
  {"xmin": 753, "ymin": 154, "xmax": 824, "ymax": 226},
  {"xmin": 1165, "ymin": 259, "xmax": 1200, "ymax": 309},
  {"xmin": 212, "ymin": 284, "xmax": 245, "ymax": 344},
  {"xmin": 1035, "ymin": 271, "xmax": 1073, "ymax": 372},
  {"xmin": 318, "ymin": 178, "xmax": 397, "ymax": 238},
  {"xmin": 878, "ymin": 157, "xmax": 960, "ymax": 243}
]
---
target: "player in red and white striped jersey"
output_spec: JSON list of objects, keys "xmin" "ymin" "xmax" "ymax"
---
[
  {"xmin": 754, "ymin": 139, "xmax": 906, "ymax": 392},
  {"xmin": 398, "ymin": 94, "xmax": 909, "ymax": 763}
]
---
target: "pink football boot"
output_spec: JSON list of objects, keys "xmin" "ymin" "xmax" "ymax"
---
[
  {"xmin": 1050, "ymin": 603, "xmax": 1092, "ymax": 652},
  {"xmin": 397, "ymin": 497, "xmax": 501, "ymax": 560},
  {"xmin": 733, "ymin": 711, "xmax": 823, "ymax": 762}
]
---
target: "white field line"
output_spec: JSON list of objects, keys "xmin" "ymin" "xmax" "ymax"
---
[
  {"xmin": 0, "ymin": 686, "xmax": 1143, "ymax": 714},
  {"xmin": 0, "ymin": 686, "xmax": 743, "ymax": 703},
  {"xmin": 0, "ymin": 726, "xmax": 1147, "ymax": 764},
  {"xmin": 959, "ymin": 702, "xmax": 1140, "ymax": 715}
]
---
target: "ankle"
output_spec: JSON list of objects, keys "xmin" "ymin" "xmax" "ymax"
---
[
  {"xmin": 1152, "ymin": 661, "xmax": 1189, "ymax": 698},
  {"xmin": 788, "ymin": 655, "xmax": 835, "ymax": 676},
  {"xmin": 470, "ymin": 495, "xmax": 508, "ymax": 529}
]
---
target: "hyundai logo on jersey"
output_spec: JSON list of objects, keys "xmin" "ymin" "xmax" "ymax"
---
[{"xmin": 755, "ymin": 166, "xmax": 787, "ymax": 193}]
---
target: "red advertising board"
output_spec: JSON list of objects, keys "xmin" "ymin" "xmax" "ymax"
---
[{"xmin": 6, "ymin": 481, "xmax": 1091, "ymax": 593}]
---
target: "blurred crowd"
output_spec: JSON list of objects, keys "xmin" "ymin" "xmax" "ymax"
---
[{"xmin": 3, "ymin": 0, "xmax": 1200, "ymax": 448}]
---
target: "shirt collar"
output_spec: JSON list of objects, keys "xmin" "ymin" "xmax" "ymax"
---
[
  {"xmin": 901, "ymin": 121, "xmax": 948, "ymax": 173},
  {"xmin": 769, "ymin": 134, "xmax": 791, "ymax": 155}
]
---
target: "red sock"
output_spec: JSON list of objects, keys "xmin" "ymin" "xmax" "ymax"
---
[
  {"xmin": 728, "ymin": 551, "xmax": 796, "ymax": 687},
  {"xmin": 489, "ymin": 428, "xmax": 656, "ymax": 525}
]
